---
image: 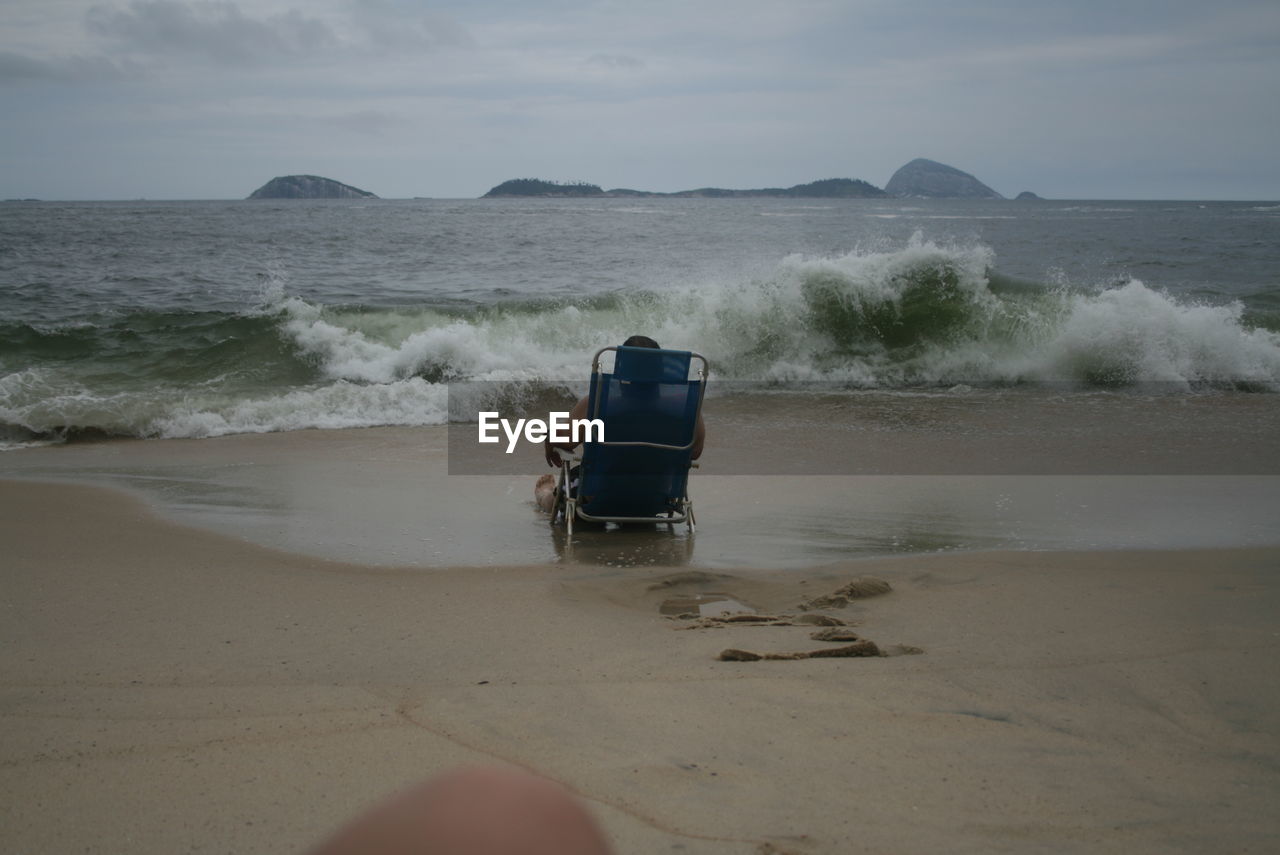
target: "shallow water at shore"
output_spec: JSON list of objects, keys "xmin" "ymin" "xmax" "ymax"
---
[{"xmin": 6, "ymin": 424, "xmax": 1278, "ymax": 569}]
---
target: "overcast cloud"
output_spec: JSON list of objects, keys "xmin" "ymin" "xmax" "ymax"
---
[{"xmin": 2, "ymin": 0, "xmax": 1277, "ymax": 199}]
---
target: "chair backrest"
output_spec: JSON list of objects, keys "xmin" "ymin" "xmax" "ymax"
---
[{"xmin": 577, "ymin": 346, "xmax": 705, "ymax": 518}]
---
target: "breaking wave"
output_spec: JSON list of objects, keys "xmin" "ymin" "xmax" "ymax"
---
[{"xmin": 3, "ymin": 236, "xmax": 1279, "ymax": 446}]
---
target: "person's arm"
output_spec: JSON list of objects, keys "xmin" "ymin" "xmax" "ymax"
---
[{"xmin": 545, "ymin": 396, "xmax": 589, "ymax": 468}]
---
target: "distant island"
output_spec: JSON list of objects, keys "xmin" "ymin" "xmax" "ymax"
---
[
  {"xmin": 884, "ymin": 158, "xmax": 1003, "ymax": 199},
  {"xmin": 248, "ymin": 175, "xmax": 378, "ymax": 200},
  {"xmin": 483, "ymin": 161, "xmax": 1011, "ymax": 199},
  {"xmin": 247, "ymin": 159, "xmax": 1015, "ymax": 201},
  {"xmin": 484, "ymin": 179, "xmax": 606, "ymax": 197},
  {"xmin": 483, "ymin": 176, "xmax": 886, "ymax": 199}
]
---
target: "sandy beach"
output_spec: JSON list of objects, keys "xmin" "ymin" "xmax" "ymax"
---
[{"xmin": 3, "ymin": 427, "xmax": 1279, "ymax": 853}]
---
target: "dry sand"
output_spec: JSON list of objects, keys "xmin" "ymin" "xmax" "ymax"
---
[{"xmin": 3, "ymin": 472, "xmax": 1278, "ymax": 854}]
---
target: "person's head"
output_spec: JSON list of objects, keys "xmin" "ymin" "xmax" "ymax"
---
[{"xmin": 622, "ymin": 335, "xmax": 660, "ymax": 349}]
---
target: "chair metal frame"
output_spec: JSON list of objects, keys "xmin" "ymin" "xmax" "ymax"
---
[{"xmin": 553, "ymin": 345, "xmax": 708, "ymax": 536}]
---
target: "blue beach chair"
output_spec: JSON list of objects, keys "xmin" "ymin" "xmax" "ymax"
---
[{"xmin": 553, "ymin": 345, "xmax": 709, "ymax": 535}]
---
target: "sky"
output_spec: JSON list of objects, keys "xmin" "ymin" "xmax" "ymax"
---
[{"xmin": 2, "ymin": 0, "xmax": 1278, "ymax": 200}]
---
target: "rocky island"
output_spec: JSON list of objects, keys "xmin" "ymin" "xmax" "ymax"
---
[
  {"xmin": 483, "ymin": 179, "xmax": 605, "ymax": 197},
  {"xmin": 248, "ymin": 175, "xmax": 378, "ymax": 200},
  {"xmin": 663, "ymin": 178, "xmax": 886, "ymax": 199},
  {"xmin": 483, "ymin": 161, "xmax": 1007, "ymax": 200},
  {"xmin": 483, "ymin": 177, "xmax": 886, "ymax": 199},
  {"xmin": 884, "ymin": 158, "xmax": 1003, "ymax": 199}
]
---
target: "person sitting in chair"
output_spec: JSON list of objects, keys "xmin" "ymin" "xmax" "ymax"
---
[{"xmin": 534, "ymin": 335, "xmax": 705, "ymax": 513}]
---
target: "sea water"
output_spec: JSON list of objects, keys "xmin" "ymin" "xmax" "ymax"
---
[
  {"xmin": 3, "ymin": 197, "xmax": 1279, "ymax": 567},
  {"xmin": 3, "ymin": 197, "xmax": 1279, "ymax": 448}
]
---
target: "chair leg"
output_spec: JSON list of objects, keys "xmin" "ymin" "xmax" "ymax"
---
[
  {"xmin": 553, "ymin": 462, "xmax": 569, "ymax": 527},
  {"xmin": 566, "ymin": 499, "xmax": 575, "ymax": 536},
  {"xmin": 687, "ymin": 502, "xmax": 696, "ymax": 534},
  {"xmin": 550, "ymin": 494, "xmax": 562, "ymax": 527}
]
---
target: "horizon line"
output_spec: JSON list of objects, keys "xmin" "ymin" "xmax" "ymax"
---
[{"xmin": 5, "ymin": 195, "xmax": 1279, "ymax": 203}]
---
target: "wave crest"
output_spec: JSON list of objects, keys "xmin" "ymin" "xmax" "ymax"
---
[{"xmin": 3, "ymin": 237, "xmax": 1278, "ymax": 445}]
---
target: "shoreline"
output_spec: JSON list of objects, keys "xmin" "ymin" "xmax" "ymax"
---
[
  {"xmin": 2, "ymin": 475, "xmax": 1278, "ymax": 853},
  {"xmin": 4, "ymin": 422, "xmax": 1279, "ymax": 571}
]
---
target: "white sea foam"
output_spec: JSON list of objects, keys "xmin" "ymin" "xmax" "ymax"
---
[
  {"xmin": 4, "ymin": 238, "xmax": 1278, "ymax": 447},
  {"xmin": 1015, "ymin": 281, "xmax": 1280, "ymax": 386},
  {"xmin": 265, "ymin": 236, "xmax": 1280, "ymax": 393},
  {"xmin": 150, "ymin": 377, "xmax": 450, "ymax": 438},
  {"xmin": 0, "ymin": 360, "xmax": 453, "ymax": 441}
]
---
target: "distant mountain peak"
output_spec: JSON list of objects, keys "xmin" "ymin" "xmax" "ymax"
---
[
  {"xmin": 885, "ymin": 159, "xmax": 1003, "ymax": 199},
  {"xmin": 248, "ymin": 175, "xmax": 378, "ymax": 200}
]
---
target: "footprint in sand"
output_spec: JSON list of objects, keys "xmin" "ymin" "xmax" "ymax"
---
[
  {"xmin": 668, "ymin": 576, "xmax": 926, "ymax": 662},
  {"xmin": 796, "ymin": 577, "xmax": 892, "ymax": 610},
  {"xmin": 718, "ymin": 640, "xmax": 882, "ymax": 661}
]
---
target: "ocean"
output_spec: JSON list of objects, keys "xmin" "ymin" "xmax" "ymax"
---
[{"xmin": 2, "ymin": 196, "xmax": 1279, "ymax": 452}]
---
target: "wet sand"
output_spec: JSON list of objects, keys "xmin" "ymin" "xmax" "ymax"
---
[
  {"xmin": 5, "ymin": 421, "xmax": 1280, "ymax": 569},
  {"xmin": 3, "ymin": 459, "xmax": 1279, "ymax": 853}
]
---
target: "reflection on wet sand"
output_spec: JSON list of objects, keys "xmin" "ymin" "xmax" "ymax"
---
[
  {"xmin": 549, "ymin": 522, "xmax": 696, "ymax": 567},
  {"xmin": 4, "ymin": 427, "xmax": 1279, "ymax": 570}
]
